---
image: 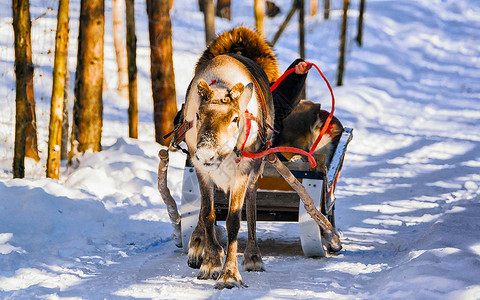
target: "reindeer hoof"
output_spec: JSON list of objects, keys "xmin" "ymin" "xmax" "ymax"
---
[
  {"xmin": 187, "ymin": 237, "xmax": 204, "ymax": 269},
  {"xmin": 188, "ymin": 256, "xmax": 203, "ymax": 269},
  {"xmin": 242, "ymin": 254, "xmax": 265, "ymax": 272},
  {"xmin": 214, "ymin": 279, "xmax": 248, "ymax": 289},
  {"xmin": 322, "ymin": 231, "xmax": 342, "ymax": 253},
  {"xmin": 329, "ymin": 244, "xmax": 342, "ymax": 253},
  {"xmin": 197, "ymin": 267, "xmax": 222, "ymax": 280},
  {"xmin": 329, "ymin": 234, "xmax": 342, "ymax": 253}
]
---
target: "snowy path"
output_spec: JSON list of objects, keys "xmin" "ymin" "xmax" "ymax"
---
[{"xmin": 1, "ymin": 0, "xmax": 480, "ymax": 299}]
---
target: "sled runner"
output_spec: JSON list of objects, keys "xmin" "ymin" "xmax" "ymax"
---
[{"xmin": 173, "ymin": 126, "xmax": 352, "ymax": 257}]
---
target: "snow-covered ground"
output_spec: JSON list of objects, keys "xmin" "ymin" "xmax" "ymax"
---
[{"xmin": 1, "ymin": 0, "xmax": 480, "ymax": 298}]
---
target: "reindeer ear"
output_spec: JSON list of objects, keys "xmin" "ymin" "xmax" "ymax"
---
[
  {"xmin": 238, "ymin": 82, "xmax": 254, "ymax": 112},
  {"xmin": 229, "ymin": 83, "xmax": 245, "ymax": 101},
  {"xmin": 197, "ymin": 80, "xmax": 213, "ymax": 101}
]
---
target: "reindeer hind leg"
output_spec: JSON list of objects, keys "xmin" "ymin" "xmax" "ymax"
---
[{"xmin": 242, "ymin": 181, "xmax": 265, "ymax": 272}]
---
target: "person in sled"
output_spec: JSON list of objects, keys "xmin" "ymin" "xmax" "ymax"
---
[{"xmin": 271, "ymin": 59, "xmax": 312, "ymax": 143}]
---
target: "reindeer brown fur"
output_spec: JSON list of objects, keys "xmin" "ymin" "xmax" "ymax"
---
[{"xmin": 196, "ymin": 26, "xmax": 281, "ymax": 83}]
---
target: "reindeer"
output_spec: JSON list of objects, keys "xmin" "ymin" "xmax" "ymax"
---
[{"xmin": 183, "ymin": 53, "xmax": 274, "ymax": 289}]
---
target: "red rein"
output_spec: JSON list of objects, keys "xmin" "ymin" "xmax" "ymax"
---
[{"xmin": 240, "ymin": 62, "xmax": 335, "ymax": 168}]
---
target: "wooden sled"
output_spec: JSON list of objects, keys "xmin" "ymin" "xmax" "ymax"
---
[{"xmin": 172, "ymin": 127, "xmax": 353, "ymax": 257}]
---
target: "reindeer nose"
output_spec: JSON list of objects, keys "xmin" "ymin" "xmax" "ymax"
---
[{"xmin": 195, "ymin": 147, "xmax": 216, "ymax": 164}]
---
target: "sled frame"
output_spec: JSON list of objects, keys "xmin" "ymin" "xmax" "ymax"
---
[{"xmin": 179, "ymin": 128, "xmax": 352, "ymax": 256}]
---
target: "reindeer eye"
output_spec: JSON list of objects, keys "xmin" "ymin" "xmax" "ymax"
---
[
  {"xmin": 232, "ymin": 116, "xmax": 239, "ymax": 123},
  {"xmin": 196, "ymin": 113, "xmax": 200, "ymax": 121}
]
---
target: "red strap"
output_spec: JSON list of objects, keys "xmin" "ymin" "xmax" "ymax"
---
[
  {"xmin": 241, "ymin": 62, "xmax": 335, "ymax": 169},
  {"xmin": 306, "ymin": 62, "xmax": 335, "ymax": 155}
]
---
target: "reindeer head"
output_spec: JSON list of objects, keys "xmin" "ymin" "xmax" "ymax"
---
[{"xmin": 193, "ymin": 80, "xmax": 253, "ymax": 171}]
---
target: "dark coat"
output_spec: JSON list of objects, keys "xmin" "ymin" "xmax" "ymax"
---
[{"xmin": 271, "ymin": 58, "xmax": 307, "ymax": 143}]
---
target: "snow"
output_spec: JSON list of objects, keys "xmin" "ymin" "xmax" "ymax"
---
[{"xmin": 1, "ymin": 0, "xmax": 480, "ymax": 298}]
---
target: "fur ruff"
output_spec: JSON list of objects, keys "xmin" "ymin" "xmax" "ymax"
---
[{"xmin": 195, "ymin": 26, "xmax": 281, "ymax": 83}]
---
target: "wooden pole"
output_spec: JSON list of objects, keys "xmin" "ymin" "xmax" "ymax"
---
[
  {"xmin": 356, "ymin": 0, "xmax": 366, "ymax": 46},
  {"xmin": 158, "ymin": 150, "xmax": 182, "ymax": 247},
  {"xmin": 267, "ymin": 154, "xmax": 342, "ymax": 252},
  {"xmin": 337, "ymin": 0, "xmax": 349, "ymax": 86},
  {"xmin": 125, "ymin": 0, "xmax": 138, "ymax": 138},
  {"xmin": 47, "ymin": 0, "xmax": 69, "ymax": 179},
  {"xmin": 271, "ymin": 1, "xmax": 297, "ymax": 46}
]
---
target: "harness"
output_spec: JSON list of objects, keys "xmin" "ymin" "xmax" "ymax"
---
[{"xmin": 165, "ymin": 62, "xmax": 335, "ymax": 169}]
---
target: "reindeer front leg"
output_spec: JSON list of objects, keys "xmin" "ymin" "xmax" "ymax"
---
[
  {"xmin": 188, "ymin": 172, "xmax": 224, "ymax": 280},
  {"xmin": 214, "ymin": 174, "xmax": 248, "ymax": 289}
]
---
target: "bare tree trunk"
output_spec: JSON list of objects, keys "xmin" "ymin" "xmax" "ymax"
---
[
  {"xmin": 337, "ymin": 0, "xmax": 349, "ymax": 86},
  {"xmin": 72, "ymin": 0, "xmax": 105, "ymax": 155},
  {"xmin": 61, "ymin": 59, "xmax": 70, "ymax": 161},
  {"xmin": 216, "ymin": 0, "xmax": 231, "ymax": 20},
  {"xmin": 146, "ymin": 0, "xmax": 177, "ymax": 146},
  {"xmin": 113, "ymin": 0, "xmax": 128, "ymax": 99},
  {"xmin": 324, "ymin": 0, "xmax": 330, "ymax": 19},
  {"xmin": 47, "ymin": 0, "xmax": 69, "ymax": 179},
  {"xmin": 12, "ymin": 0, "xmax": 29, "ymax": 178},
  {"xmin": 25, "ymin": 2, "xmax": 40, "ymax": 162},
  {"xmin": 202, "ymin": 0, "xmax": 215, "ymax": 44},
  {"xmin": 310, "ymin": 0, "xmax": 318, "ymax": 17},
  {"xmin": 356, "ymin": 0, "xmax": 366, "ymax": 46},
  {"xmin": 254, "ymin": 0, "xmax": 265, "ymax": 38},
  {"xmin": 125, "ymin": 0, "xmax": 138, "ymax": 139},
  {"xmin": 12, "ymin": 0, "xmax": 39, "ymax": 163}
]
